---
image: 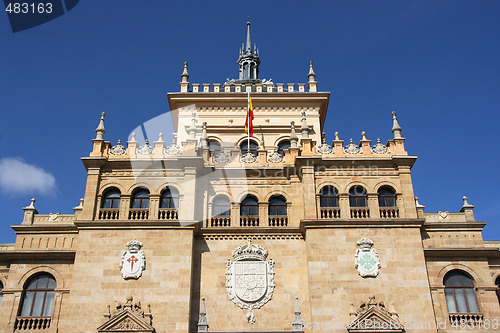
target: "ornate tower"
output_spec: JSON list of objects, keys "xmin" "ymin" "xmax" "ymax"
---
[{"xmin": 237, "ymin": 19, "xmax": 260, "ymax": 82}]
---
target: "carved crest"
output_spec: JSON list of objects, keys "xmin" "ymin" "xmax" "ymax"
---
[
  {"xmin": 371, "ymin": 138, "xmax": 390, "ymax": 154},
  {"xmin": 240, "ymin": 152, "xmax": 258, "ymax": 163},
  {"xmin": 267, "ymin": 149, "xmax": 285, "ymax": 163},
  {"xmin": 347, "ymin": 296, "xmax": 404, "ymax": 332},
  {"xmin": 120, "ymin": 240, "xmax": 146, "ymax": 280},
  {"xmin": 109, "ymin": 140, "xmax": 127, "ymax": 155},
  {"xmin": 344, "ymin": 139, "xmax": 363, "ymax": 154},
  {"xmin": 226, "ymin": 239, "xmax": 275, "ymax": 324},
  {"xmin": 213, "ymin": 151, "xmax": 232, "ymax": 164},
  {"xmin": 98, "ymin": 296, "xmax": 154, "ymax": 333},
  {"xmin": 164, "ymin": 139, "xmax": 182, "ymax": 156},
  {"xmin": 355, "ymin": 238, "xmax": 381, "ymax": 278},
  {"xmin": 136, "ymin": 140, "xmax": 153, "ymax": 155},
  {"xmin": 315, "ymin": 138, "xmax": 334, "ymax": 154}
]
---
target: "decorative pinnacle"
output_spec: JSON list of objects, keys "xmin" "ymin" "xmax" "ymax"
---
[
  {"xmin": 181, "ymin": 62, "xmax": 189, "ymax": 82},
  {"xmin": 95, "ymin": 112, "xmax": 106, "ymax": 140},
  {"xmin": 301, "ymin": 111, "xmax": 310, "ymax": 138},
  {"xmin": 462, "ymin": 196, "xmax": 474, "ymax": 208},
  {"xmin": 290, "ymin": 121, "xmax": 298, "ymax": 147},
  {"xmin": 246, "ymin": 18, "xmax": 252, "ymax": 54},
  {"xmin": 308, "ymin": 61, "xmax": 316, "ymax": 82},
  {"xmin": 391, "ymin": 111, "xmax": 402, "ymax": 139},
  {"xmin": 198, "ymin": 297, "xmax": 208, "ymax": 328},
  {"xmin": 415, "ymin": 196, "xmax": 425, "ymax": 208},
  {"xmin": 361, "ymin": 131, "xmax": 367, "ymax": 141},
  {"xmin": 335, "ymin": 132, "xmax": 340, "ymax": 141},
  {"xmin": 27, "ymin": 198, "xmax": 36, "ymax": 209}
]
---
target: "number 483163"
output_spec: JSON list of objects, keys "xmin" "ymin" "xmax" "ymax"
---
[{"xmin": 6, "ymin": 2, "xmax": 53, "ymax": 14}]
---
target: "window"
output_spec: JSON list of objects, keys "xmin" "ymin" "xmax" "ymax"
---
[
  {"xmin": 20, "ymin": 273, "xmax": 56, "ymax": 317},
  {"xmin": 213, "ymin": 196, "xmax": 230, "ymax": 216},
  {"xmin": 240, "ymin": 195, "xmax": 258, "ymax": 216},
  {"xmin": 320, "ymin": 186, "xmax": 339, "ymax": 207},
  {"xmin": 160, "ymin": 187, "xmax": 179, "ymax": 209},
  {"xmin": 349, "ymin": 185, "xmax": 367, "ymax": 207},
  {"xmin": 131, "ymin": 189, "xmax": 149, "ymax": 209},
  {"xmin": 495, "ymin": 276, "xmax": 500, "ymax": 304},
  {"xmin": 208, "ymin": 140, "xmax": 221, "ymax": 157},
  {"xmin": 378, "ymin": 186, "xmax": 396, "ymax": 207},
  {"xmin": 269, "ymin": 195, "xmax": 287, "ymax": 216},
  {"xmin": 444, "ymin": 270, "xmax": 479, "ymax": 313},
  {"xmin": 240, "ymin": 141, "xmax": 258, "ymax": 157},
  {"xmin": 102, "ymin": 188, "xmax": 120, "ymax": 208},
  {"xmin": 0, "ymin": 281, "xmax": 3, "ymax": 305},
  {"xmin": 277, "ymin": 140, "xmax": 291, "ymax": 157}
]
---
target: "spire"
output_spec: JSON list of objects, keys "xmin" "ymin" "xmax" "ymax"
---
[
  {"xmin": 237, "ymin": 19, "xmax": 260, "ymax": 81},
  {"xmin": 95, "ymin": 112, "xmax": 106, "ymax": 140},
  {"xmin": 197, "ymin": 298, "xmax": 209, "ymax": 332},
  {"xmin": 308, "ymin": 61, "xmax": 316, "ymax": 82},
  {"xmin": 246, "ymin": 18, "xmax": 252, "ymax": 54},
  {"xmin": 391, "ymin": 111, "xmax": 402, "ymax": 139}
]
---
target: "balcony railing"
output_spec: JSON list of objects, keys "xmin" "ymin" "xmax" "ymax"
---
[
  {"xmin": 240, "ymin": 216, "xmax": 259, "ymax": 227},
  {"xmin": 129, "ymin": 208, "xmax": 149, "ymax": 220},
  {"xmin": 211, "ymin": 216, "xmax": 231, "ymax": 227},
  {"xmin": 99, "ymin": 208, "xmax": 119, "ymax": 220},
  {"xmin": 350, "ymin": 208, "xmax": 370, "ymax": 218},
  {"xmin": 320, "ymin": 207, "xmax": 341, "ymax": 219},
  {"xmin": 15, "ymin": 316, "xmax": 51, "ymax": 330},
  {"xmin": 449, "ymin": 313, "xmax": 484, "ymax": 327},
  {"xmin": 379, "ymin": 207, "xmax": 399, "ymax": 218},
  {"xmin": 158, "ymin": 208, "xmax": 178, "ymax": 220},
  {"xmin": 269, "ymin": 215, "xmax": 288, "ymax": 226}
]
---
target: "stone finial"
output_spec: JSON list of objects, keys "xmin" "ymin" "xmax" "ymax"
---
[
  {"xmin": 335, "ymin": 132, "xmax": 340, "ymax": 141},
  {"xmin": 181, "ymin": 62, "xmax": 189, "ymax": 82},
  {"xmin": 415, "ymin": 197, "xmax": 425, "ymax": 209},
  {"xmin": 290, "ymin": 121, "xmax": 298, "ymax": 148},
  {"xmin": 292, "ymin": 296, "xmax": 304, "ymax": 332},
  {"xmin": 391, "ymin": 111, "xmax": 402, "ymax": 139},
  {"xmin": 189, "ymin": 112, "xmax": 197, "ymax": 139},
  {"xmin": 26, "ymin": 198, "xmax": 36, "ymax": 209},
  {"xmin": 197, "ymin": 297, "xmax": 209, "ymax": 332},
  {"xmin": 460, "ymin": 196, "xmax": 475, "ymax": 221},
  {"xmin": 158, "ymin": 133, "xmax": 164, "ymax": 142},
  {"xmin": 201, "ymin": 122, "xmax": 208, "ymax": 149},
  {"xmin": 95, "ymin": 112, "xmax": 106, "ymax": 140},
  {"xmin": 308, "ymin": 61, "xmax": 316, "ymax": 82},
  {"xmin": 130, "ymin": 133, "xmax": 137, "ymax": 142},
  {"xmin": 300, "ymin": 112, "xmax": 310, "ymax": 139},
  {"xmin": 462, "ymin": 196, "xmax": 473, "ymax": 207},
  {"xmin": 361, "ymin": 131, "xmax": 367, "ymax": 141}
]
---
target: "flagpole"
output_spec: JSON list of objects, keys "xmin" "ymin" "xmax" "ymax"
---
[{"xmin": 247, "ymin": 91, "xmax": 250, "ymax": 153}]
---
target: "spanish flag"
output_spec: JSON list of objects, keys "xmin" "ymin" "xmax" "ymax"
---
[{"xmin": 245, "ymin": 92, "xmax": 254, "ymax": 137}]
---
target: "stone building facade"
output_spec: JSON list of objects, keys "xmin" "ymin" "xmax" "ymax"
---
[{"xmin": 0, "ymin": 21, "xmax": 499, "ymax": 333}]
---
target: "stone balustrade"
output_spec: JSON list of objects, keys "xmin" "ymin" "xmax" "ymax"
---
[
  {"xmin": 188, "ymin": 82, "xmax": 311, "ymax": 93},
  {"xmin": 211, "ymin": 216, "xmax": 231, "ymax": 227},
  {"xmin": 15, "ymin": 317, "xmax": 51, "ymax": 330},
  {"xmin": 449, "ymin": 313, "xmax": 484, "ymax": 327}
]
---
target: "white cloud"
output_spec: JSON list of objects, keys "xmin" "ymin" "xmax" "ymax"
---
[{"xmin": 0, "ymin": 158, "xmax": 56, "ymax": 196}]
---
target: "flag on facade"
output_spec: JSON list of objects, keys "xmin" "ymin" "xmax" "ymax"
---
[{"xmin": 245, "ymin": 93, "xmax": 254, "ymax": 137}]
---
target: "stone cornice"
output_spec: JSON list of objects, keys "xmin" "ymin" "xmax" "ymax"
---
[
  {"xmin": 198, "ymin": 227, "xmax": 302, "ymax": 236},
  {"xmin": 0, "ymin": 250, "xmax": 76, "ymax": 260},
  {"xmin": 73, "ymin": 220, "xmax": 199, "ymax": 231},
  {"xmin": 423, "ymin": 222, "xmax": 487, "ymax": 231},
  {"xmin": 300, "ymin": 219, "xmax": 424, "ymax": 232},
  {"xmin": 423, "ymin": 247, "xmax": 500, "ymax": 258},
  {"xmin": 11, "ymin": 225, "xmax": 78, "ymax": 234}
]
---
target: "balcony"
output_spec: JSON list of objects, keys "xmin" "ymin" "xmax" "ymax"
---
[
  {"xmin": 128, "ymin": 208, "xmax": 149, "ymax": 220},
  {"xmin": 320, "ymin": 207, "xmax": 341, "ymax": 219},
  {"xmin": 15, "ymin": 316, "xmax": 51, "ymax": 330},
  {"xmin": 211, "ymin": 216, "xmax": 231, "ymax": 227},
  {"xmin": 158, "ymin": 208, "xmax": 178, "ymax": 220},
  {"xmin": 449, "ymin": 313, "xmax": 484, "ymax": 327},
  {"xmin": 380, "ymin": 207, "xmax": 399, "ymax": 218},
  {"xmin": 350, "ymin": 208, "xmax": 370, "ymax": 218},
  {"xmin": 269, "ymin": 215, "xmax": 288, "ymax": 226},
  {"xmin": 240, "ymin": 216, "xmax": 259, "ymax": 227},
  {"xmin": 99, "ymin": 208, "xmax": 119, "ymax": 220}
]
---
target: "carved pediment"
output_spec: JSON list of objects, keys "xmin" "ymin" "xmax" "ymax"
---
[
  {"xmin": 347, "ymin": 297, "xmax": 404, "ymax": 332},
  {"xmin": 98, "ymin": 296, "xmax": 154, "ymax": 333}
]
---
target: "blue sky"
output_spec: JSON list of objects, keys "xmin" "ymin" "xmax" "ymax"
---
[{"xmin": 0, "ymin": 0, "xmax": 499, "ymax": 243}]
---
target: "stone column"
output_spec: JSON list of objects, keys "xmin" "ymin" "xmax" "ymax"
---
[
  {"xmin": 397, "ymin": 165, "xmax": 417, "ymax": 218},
  {"xmin": 120, "ymin": 195, "xmax": 131, "ymax": 220},
  {"xmin": 259, "ymin": 201, "xmax": 268, "ymax": 227},
  {"xmin": 80, "ymin": 166, "xmax": 102, "ymax": 220},
  {"xmin": 149, "ymin": 194, "xmax": 160, "ymax": 220},
  {"xmin": 230, "ymin": 202, "xmax": 239, "ymax": 227},
  {"xmin": 367, "ymin": 193, "xmax": 378, "ymax": 218},
  {"xmin": 180, "ymin": 167, "xmax": 197, "ymax": 221},
  {"xmin": 339, "ymin": 194, "xmax": 350, "ymax": 219}
]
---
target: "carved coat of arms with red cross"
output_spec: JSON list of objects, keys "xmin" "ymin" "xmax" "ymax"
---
[{"xmin": 120, "ymin": 240, "xmax": 146, "ymax": 280}]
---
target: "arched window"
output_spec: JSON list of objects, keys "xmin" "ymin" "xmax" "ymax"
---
[
  {"xmin": 20, "ymin": 273, "xmax": 56, "ymax": 317},
  {"xmin": 131, "ymin": 189, "xmax": 149, "ymax": 209},
  {"xmin": 240, "ymin": 195, "xmax": 258, "ymax": 216},
  {"xmin": 349, "ymin": 185, "xmax": 367, "ymax": 207},
  {"xmin": 277, "ymin": 140, "xmax": 291, "ymax": 157},
  {"xmin": 444, "ymin": 270, "xmax": 479, "ymax": 313},
  {"xmin": 160, "ymin": 187, "xmax": 179, "ymax": 209},
  {"xmin": 320, "ymin": 186, "xmax": 339, "ymax": 207},
  {"xmin": 102, "ymin": 188, "xmax": 120, "ymax": 209},
  {"xmin": 0, "ymin": 281, "xmax": 3, "ymax": 305},
  {"xmin": 269, "ymin": 195, "xmax": 287, "ymax": 216},
  {"xmin": 378, "ymin": 186, "xmax": 397, "ymax": 207},
  {"xmin": 240, "ymin": 141, "xmax": 259, "ymax": 157},
  {"xmin": 495, "ymin": 276, "xmax": 500, "ymax": 304},
  {"xmin": 213, "ymin": 196, "xmax": 230, "ymax": 216},
  {"xmin": 208, "ymin": 140, "xmax": 221, "ymax": 157}
]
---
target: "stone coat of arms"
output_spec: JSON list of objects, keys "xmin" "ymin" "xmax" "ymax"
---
[
  {"xmin": 355, "ymin": 238, "xmax": 381, "ymax": 278},
  {"xmin": 226, "ymin": 239, "xmax": 275, "ymax": 324},
  {"xmin": 120, "ymin": 240, "xmax": 146, "ymax": 280}
]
